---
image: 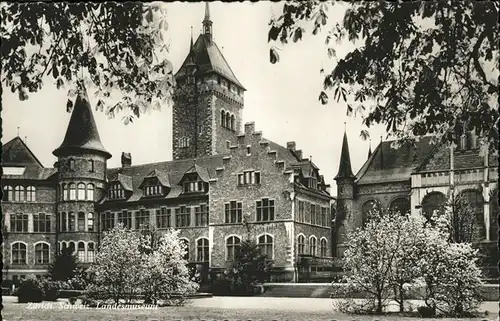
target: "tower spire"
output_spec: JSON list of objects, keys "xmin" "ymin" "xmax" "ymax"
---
[
  {"xmin": 335, "ymin": 129, "xmax": 355, "ymax": 180},
  {"xmin": 190, "ymin": 26, "xmax": 194, "ymax": 51},
  {"xmin": 202, "ymin": 2, "xmax": 213, "ymax": 40},
  {"xmin": 368, "ymin": 139, "xmax": 372, "ymax": 158}
]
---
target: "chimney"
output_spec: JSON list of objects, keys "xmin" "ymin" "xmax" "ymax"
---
[
  {"xmin": 295, "ymin": 149, "xmax": 303, "ymax": 160},
  {"xmin": 121, "ymin": 152, "xmax": 132, "ymax": 168},
  {"xmin": 287, "ymin": 141, "xmax": 296, "ymax": 151},
  {"xmin": 244, "ymin": 122, "xmax": 255, "ymax": 135}
]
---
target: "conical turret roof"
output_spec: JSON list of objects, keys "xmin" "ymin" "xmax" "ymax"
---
[
  {"xmin": 53, "ymin": 93, "xmax": 111, "ymax": 159},
  {"xmin": 335, "ymin": 130, "xmax": 355, "ymax": 180}
]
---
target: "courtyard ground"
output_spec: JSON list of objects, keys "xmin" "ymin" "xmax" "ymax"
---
[{"xmin": 1, "ymin": 296, "xmax": 498, "ymax": 321}]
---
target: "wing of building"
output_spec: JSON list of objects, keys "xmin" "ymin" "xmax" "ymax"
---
[
  {"xmin": 2, "ymin": 3, "xmax": 334, "ymax": 285},
  {"xmin": 334, "ymin": 132, "xmax": 499, "ymax": 280}
]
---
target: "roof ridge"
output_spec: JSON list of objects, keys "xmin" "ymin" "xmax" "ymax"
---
[{"xmin": 3, "ymin": 136, "xmax": 44, "ymax": 168}]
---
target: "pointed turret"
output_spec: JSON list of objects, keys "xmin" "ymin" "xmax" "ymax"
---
[
  {"xmin": 335, "ymin": 130, "xmax": 355, "ymax": 179},
  {"xmin": 368, "ymin": 140, "xmax": 372, "ymax": 158},
  {"xmin": 53, "ymin": 92, "xmax": 111, "ymax": 159},
  {"xmin": 202, "ymin": 2, "xmax": 213, "ymax": 40}
]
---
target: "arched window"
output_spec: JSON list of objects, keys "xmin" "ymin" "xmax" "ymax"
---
[
  {"xmin": 11, "ymin": 242, "xmax": 27, "ymax": 265},
  {"xmin": 221, "ymin": 110, "xmax": 226, "ymax": 127},
  {"xmin": 226, "ymin": 236, "xmax": 241, "ymax": 260},
  {"xmin": 77, "ymin": 242, "xmax": 86, "ymax": 262},
  {"xmin": 78, "ymin": 212, "xmax": 85, "ymax": 231},
  {"xmin": 297, "ymin": 234, "xmax": 305, "ymax": 255},
  {"xmin": 61, "ymin": 242, "xmax": 68, "ymax": 251},
  {"xmin": 258, "ymin": 234, "xmax": 273, "ymax": 259},
  {"xmin": 309, "ymin": 236, "xmax": 317, "ymax": 256},
  {"xmin": 422, "ymin": 192, "xmax": 446, "ymax": 219},
  {"xmin": 362, "ymin": 199, "xmax": 379, "ymax": 225},
  {"xmin": 490, "ymin": 189, "xmax": 498, "ymax": 241},
  {"xmin": 69, "ymin": 158, "xmax": 75, "ymax": 171},
  {"xmin": 14, "ymin": 186, "xmax": 24, "ymax": 202},
  {"xmin": 68, "ymin": 241, "xmax": 76, "ymax": 254},
  {"xmin": 69, "ymin": 183, "xmax": 76, "ymax": 200},
  {"xmin": 69, "ymin": 212, "xmax": 76, "ymax": 231},
  {"xmin": 196, "ymin": 238, "xmax": 209, "ymax": 262},
  {"xmin": 3, "ymin": 185, "xmax": 13, "ymax": 201},
  {"xmin": 87, "ymin": 242, "xmax": 95, "ymax": 263},
  {"xmin": 61, "ymin": 184, "xmax": 67, "ymax": 201},
  {"xmin": 390, "ymin": 197, "xmax": 410, "ymax": 215},
  {"xmin": 460, "ymin": 189, "xmax": 485, "ymax": 240},
  {"xmin": 180, "ymin": 239, "xmax": 189, "ymax": 261},
  {"xmin": 320, "ymin": 238, "xmax": 328, "ymax": 257},
  {"xmin": 337, "ymin": 223, "xmax": 347, "ymax": 244},
  {"xmin": 26, "ymin": 186, "xmax": 36, "ymax": 202},
  {"xmin": 225, "ymin": 112, "xmax": 230, "ymax": 128},
  {"xmin": 77, "ymin": 183, "xmax": 86, "ymax": 200},
  {"xmin": 230, "ymin": 114, "xmax": 235, "ymax": 131},
  {"xmin": 35, "ymin": 243, "xmax": 50, "ymax": 265},
  {"xmin": 88, "ymin": 213, "xmax": 94, "ymax": 232},
  {"xmin": 87, "ymin": 184, "xmax": 94, "ymax": 201}
]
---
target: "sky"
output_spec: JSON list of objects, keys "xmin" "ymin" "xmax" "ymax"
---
[{"xmin": 2, "ymin": 2, "xmax": 386, "ymax": 196}]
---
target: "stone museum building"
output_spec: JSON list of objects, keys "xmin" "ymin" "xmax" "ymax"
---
[
  {"xmin": 2, "ymin": 4, "xmax": 334, "ymax": 284},
  {"xmin": 334, "ymin": 131, "xmax": 499, "ymax": 279}
]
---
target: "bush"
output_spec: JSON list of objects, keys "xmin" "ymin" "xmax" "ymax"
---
[
  {"xmin": 417, "ymin": 305, "xmax": 436, "ymax": 318},
  {"xmin": 210, "ymin": 275, "xmax": 232, "ymax": 296},
  {"xmin": 17, "ymin": 275, "xmax": 44, "ymax": 303},
  {"xmin": 40, "ymin": 279, "xmax": 59, "ymax": 301},
  {"xmin": 68, "ymin": 297, "xmax": 78, "ymax": 305}
]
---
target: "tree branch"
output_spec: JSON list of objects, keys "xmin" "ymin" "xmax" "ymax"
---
[
  {"xmin": 37, "ymin": 33, "xmax": 64, "ymax": 81},
  {"xmin": 471, "ymin": 30, "xmax": 495, "ymax": 87}
]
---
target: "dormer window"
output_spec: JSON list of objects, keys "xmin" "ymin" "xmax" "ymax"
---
[
  {"xmin": 309, "ymin": 177, "xmax": 317, "ymax": 189},
  {"xmin": 144, "ymin": 184, "xmax": 163, "ymax": 197},
  {"xmin": 108, "ymin": 182, "xmax": 125, "ymax": 200},
  {"xmin": 183, "ymin": 179, "xmax": 204, "ymax": 193}
]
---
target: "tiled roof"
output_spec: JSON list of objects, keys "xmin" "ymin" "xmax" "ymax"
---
[
  {"xmin": 356, "ymin": 136, "xmax": 436, "ymax": 184},
  {"xmin": 53, "ymin": 93, "xmax": 111, "ymax": 159},
  {"xmin": 335, "ymin": 131, "xmax": 355, "ymax": 179},
  {"xmin": 175, "ymin": 33, "xmax": 245, "ymax": 89}
]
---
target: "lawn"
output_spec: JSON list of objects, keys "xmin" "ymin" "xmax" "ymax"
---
[{"xmin": 2, "ymin": 301, "xmax": 498, "ymax": 321}]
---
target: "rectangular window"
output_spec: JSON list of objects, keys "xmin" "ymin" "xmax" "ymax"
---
[
  {"xmin": 306, "ymin": 202, "xmax": 311, "ymax": 223},
  {"xmin": 298, "ymin": 201, "xmax": 305, "ymax": 222},
  {"xmin": 224, "ymin": 201, "xmax": 242, "ymax": 223},
  {"xmin": 135, "ymin": 209, "xmax": 149, "ymax": 230},
  {"xmin": 61, "ymin": 213, "xmax": 67, "ymax": 232},
  {"xmin": 156, "ymin": 207, "xmax": 171, "ymax": 228},
  {"xmin": 88, "ymin": 213, "xmax": 94, "ymax": 231},
  {"xmin": 237, "ymin": 171, "xmax": 261, "ymax": 186},
  {"xmin": 108, "ymin": 183, "xmax": 125, "ymax": 200},
  {"xmin": 33, "ymin": 213, "xmax": 51, "ymax": 233},
  {"xmin": 322, "ymin": 207, "xmax": 327, "ymax": 226},
  {"xmin": 10, "ymin": 213, "xmax": 29, "ymax": 232},
  {"xmin": 88, "ymin": 159, "xmax": 94, "ymax": 172},
  {"xmin": 118, "ymin": 210, "xmax": 132, "ymax": 228},
  {"xmin": 101, "ymin": 212, "xmax": 115, "ymax": 231},
  {"xmin": 256, "ymin": 198, "xmax": 275, "ymax": 222},
  {"xmin": 69, "ymin": 212, "xmax": 76, "ymax": 231},
  {"xmin": 311, "ymin": 204, "xmax": 316, "ymax": 225},
  {"xmin": 77, "ymin": 212, "xmax": 85, "ymax": 231},
  {"xmin": 183, "ymin": 179, "xmax": 204, "ymax": 193},
  {"xmin": 195, "ymin": 204, "xmax": 209, "ymax": 227},
  {"xmin": 175, "ymin": 206, "xmax": 191, "ymax": 228}
]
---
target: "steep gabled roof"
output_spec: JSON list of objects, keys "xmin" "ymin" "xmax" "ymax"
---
[
  {"xmin": 53, "ymin": 93, "xmax": 111, "ymax": 159},
  {"xmin": 175, "ymin": 33, "xmax": 245, "ymax": 90},
  {"xmin": 142, "ymin": 169, "xmax": 171, "ymax": 187},
  {"xmin": 181, "ymin": 164, "xmax": 211, "ymax": 183},
  {"xmin": 2, "ymin": 136, "xmax": 43, "ymax": 168}
]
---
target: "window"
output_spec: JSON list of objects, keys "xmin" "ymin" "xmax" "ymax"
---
[
  {"xmin": 69, "ymin": 158, "xmax": 75, "ymax": 171},
  {"xmin": 225, "ymin": 201, "xmax": 242, "ymax": 223},
  {"xmin": 101, "ymin": 211, "xmax": 115, "ymax": 231},
  {"xmin": 144, "ymin": 184, "xmax": 163, "ymax": 197},
  {"xmin": 361, "ymin": 200, "xmax": 379, "ymax": 225},
  {"xmin": 305, "ymin": 202, "xmax": 311, "ymax": 223},
  {"xmin": 298, "ymin": 201, "xmax": 305, "ymax": 222},
  {"xmin": 180, "ymin": 239, "xmax": 189, "ymax": 260},
  {"xmin": 196, "ymin": 238, "xmax": 209, "ymax": 262},
  {"xmin": 321, "ymin": 207, "xmax": 328, "ymax": 227},
  {"xmin": 422, "ymin": 192, "xmax": 446, "ymax": 219},
  {"xmin": 69, "ymin": 212, "xmax": 76, "ymax": 231},
  {"xmin": 183, "ymin": 177, "xmax": 204, "ymax": 193},
  {"xmin": 108, "ymin": 183, "xmax": 125, "ymax": 200},
  {"xmin": 320, "ymin": 238, "xmax": 327, "ymax": 257},
  {"xmin": 68, "ymin": 241, "xmax": 76, "ymax": 254},
  {"xmin": 87, "ymin": 184, "xmax": 95, "ymax": 201},
  {"xmin": 258, "ymin": 234, "xmax": 273, "ymax": 259},
  {"xmin": 33, "ymin": 213, "xmax": 51, "ymax": 233},
  {"xmin": 256, "ymin": 198, "xmax": 275, "ymax": 221},
  {"xmin": 230, "ymin": 114, "xmax": 235, "ymax": 130},
  {"xmin": 69, "ymin": 183, "xmax": 76, "ymax": 200},
  {"xmin": 26, "ymin": 186, "xmax": 36, "ymax": 202},
  {"xmin": 11, "ymin": 242, "xmax": 27, "ymax": 265},
  {"xmin": 225, "ymin": 112, "xmax": 230, "ymax": 128},
  {"xmin": 88, "ymin": 159, "xmax": 94, "ymax": 172},
  {"xmin": 14, "ymin": 186, "xmax": 24, "ymax": 201},
  {"xmin": 77, "ymin": 242, "xmax": 86, "ymax": 262},
  {"xmin": 309, "ymin": 236, "xmax": 317, "ymax": 256},
  {"xmin": 297, "ymin": 235, "xmax": 305, "ymax": 255},
  {"xmin": 10, "ymin": 214, "xmax": 28, "ymax": 232},
  {"xmin": 175, "ymin": 206, "xmax": 191, "ymax": 227},
  {"xmin": 35, "ymin": 243, "xmax": 50, "ymax": 265},
  {"xmin": 87, "ymin": 213, "xmax": 94, "ymax": 231},
  {"xmin": 62, "ymin": 184, "xmax": 67, "ymax": 201},
  {"xmin": 460, "ymin": 189, "xmax": 485, "ymax": 240},
  {"xmin": 178, "ymin": 137, "xmax": 190, "ymax": 148},
  {"xmin": 237, "ymin": 170, "xmax": 261, "ymax": 186},
  {"xmin": 61, "ymin": 212, "xmax": 67, "ymax": 232},
  {"xmin": 390, "ymin": 198, "xmax": 411, "ymax": 215},
  {"xmin": 118, "ymin": 210, "xmax": 132, "ymax": 229},
  {"xmin": 338, "ymin": 223, "xmax": 347, "ymax": 244},
  {"xmin": 156, "ymin": 208, "xmax": 170, "ymax": 228},
  {"xmin": 226, "ymin": 236, "xmax": 241, "ymax": 260},
  {"xmin": 77, "ymin": 183, "xmax": 86, "ymax": 200},
  {"xmin": 87, "ymin": 243, "xmax": 95, "ymax": 263},
  {"xmin": 226, "ymin": 140, "xmax": 231, "ymax": 150},
  {"xmin": 309, "ymin": 177, "xmax": 317, "ymax": 189},
  {"xmin": 3, "ymin": 185, "xmax": 13, "ymax": 201},
  {"xmin": 221, "ymin": 110, "xmax": 226, "ymax": 126},
  {"xmin": 135, "ymin": 209, "xmax": 150, "ymax": 230},
  {"xmin": 198, "ymin": 124, "xmax": 203, "ymax": 136},
  {"xmin": 311, "ymin": 204, "xmax": 316, "ymax": 225},
  {"xmin": 77, "ymin": 212, "xmax": 85, "ymax": 231},
  {"xmin": 195, "ymin": 204, "xmax": 209, "ymax": 227},
  {"xmin": 246, "ymin": 146, "xmax": 251, "ymax": 155}
]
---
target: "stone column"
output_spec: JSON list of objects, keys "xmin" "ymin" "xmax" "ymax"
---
[{"xmin": 483, "ymin": 184, "xmax": 490, "ymax": 241}]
